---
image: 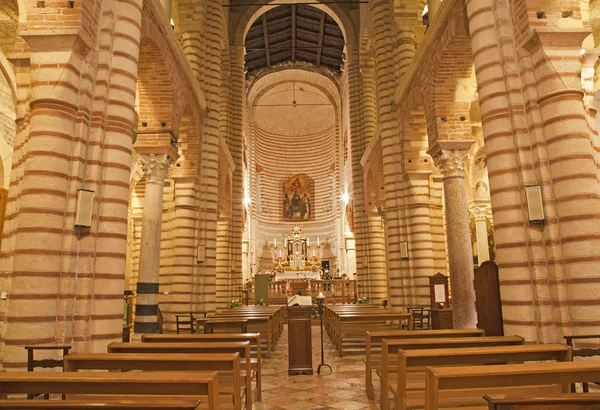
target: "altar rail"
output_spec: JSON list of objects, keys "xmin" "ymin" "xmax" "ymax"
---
[{"xmin": 247, "ymin": 280, "xmax": 356, "ymax": 305}]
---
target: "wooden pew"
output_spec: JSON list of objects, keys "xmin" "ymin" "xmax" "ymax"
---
[
  {"xmin": 64, "ymin": 353, "xmax": 243, "ymax": 410},
  {"xmin": 380, "ymin": 335, "xmax": 525, "ymax": 409},
  {"xmin": 391, "ymin": 344, "xmax": 572, "ymax": 410},
  {"xmin": 107, "ymin": 342, "xmax": 252, "ymax": 407},
  {"xmin": 0, "ymin": 372, "xmax": 219, "ymax": 410},
  {"xmin": 334, "ymin": 312, "xmax": 413, "ymax": 356},
  {"xmin": 141, "ymin": 334, "xmax": 263, "ymax": 401},
  {"xmin": 0, "ymin": 399, "xmax": 203, "ymax": 410},
  {"xmin": 198, "ymin": 316, "xmax": 273, "ymax": 355},
  {"xmin": 424, "ymin": 361, "xmax": 600, "ymax": 410},
  {"xmin": 484, "ymin": 393, "xmax": 600, "ymax": 409},
  {"xmin": 364, "ymin": 329, "xmax": 486, "ymax": 399}
]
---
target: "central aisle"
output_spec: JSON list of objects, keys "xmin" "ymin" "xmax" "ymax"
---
[{"xmin": 256, "ymin": 324, "xmax": 379, "ymax": 410}]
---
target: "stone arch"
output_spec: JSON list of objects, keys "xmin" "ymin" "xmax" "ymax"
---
[
  {"xmin": 0, "ymin": 51, "xmax": 17, "ymax": 189},
  {"xmin": 424, "ymin": 6, "xmax": 475, "ymax": 147},
  {"xmin": 172, "ymin": 103, "xmax": 202, "ymax": 177},
  {"xmin": 247, "ymin": 68, "xmax": 341, "ymax": 111},
  {"xmin": 0, "ymin": 0, "xmax": 19, "ymax": 56},
  {"xmin": 136, "ymin": 37, "xmax": 177, "ymax": 133},
  {"xmin": 232, "ymin": 0, "xmax": 356, "ymax": 46}
]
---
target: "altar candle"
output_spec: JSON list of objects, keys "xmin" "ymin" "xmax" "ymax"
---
[
  {"xmin": 312, "ymin": 248, "xmax": 316, "ymax": 257},
  {"xmin": 317, "ymin": 237, "xmax": 320, "ymax": 246},
  {"xmin": 274, "ymin": 238, "xmax": 277, "ymax": 247},
  {"xmin": 284, "ymin": 238, "xmax": 287, "ymax": 247},
  {"xmin": 307, "ymin": 238, "xmax": 310, "ymax": 247},
  {"xmin": 279, "ymin": 249, "xmax": 282, "ymax": 258}
]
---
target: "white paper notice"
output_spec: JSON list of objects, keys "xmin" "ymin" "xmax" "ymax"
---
[{"xmin": 434, "ymin": 284, "xmax": 446, "ymax": 303}]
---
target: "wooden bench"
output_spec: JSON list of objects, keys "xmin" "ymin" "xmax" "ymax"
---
[
  {"xmin": 391, "ymin": 344, "xmax": 571, "ymax": 410},
  {"xmin": 365, "ymin": 329, "xmax": 486, "ymax": 399},
  {"xmin": 203, "ymin": 319, "xmax": 248, "ymax": 334},
  {"xmin": 64, "ymin": 353, "xmax": 243, "ymax": 410},
  {"xmin": 141, "ymin": 334, "xmax": 263, "ymax": 400},
  {"xmin": 199, "ymin": 316, "xmax": 273, "ymax": 355},
  {"xmin": 380, "ymin": 335, "xmax": 525, "ymax": 409},
  {"xmin": 210, "ymin": 313, "xmax": 277, "ymax": 351},
  {"xmin": 484, "ymin": 393, "xmax": 600, "ymax": 409},
  {"xmin": 424, "ymin": 361, "xmax": 600, "ymax": 410},
  {"xmin": 107, "ymin": 342, "xmax": 252, "ymax": 407},
  {"xmin": 0, "ymin": 372, "xmax": 219, "ymax": 410},
  {"xmin": 0, "ymin": 400, "xmax": 203, "ymax": 410},
  {"xmin": 333, "ymin": 312, "xmax": 413, "ymax": 356}
]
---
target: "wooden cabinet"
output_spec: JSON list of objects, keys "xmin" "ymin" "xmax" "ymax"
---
[
  {"xmin": 431, "ymin": 308, "xmax": 453, "ymax": 329},
  {"xmin": 287, "ymin": 306, "xmax": 313, "ymax": 375}
]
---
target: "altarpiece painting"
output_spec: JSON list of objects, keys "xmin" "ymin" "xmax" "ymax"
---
[{"xmin": 282, "ymin": 175, "xmax": 313, "ymax": 221}]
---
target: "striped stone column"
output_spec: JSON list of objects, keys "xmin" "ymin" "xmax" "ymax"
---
[
  {"xmin": 406, "ymin": 171, "xmax": 435, "ymax": 307},
  {"xmin": 170, "ymin": 177, "xmax": 199, "ymax": 321},
  {"xmin": 134, "ymin": 150, "xmax": 177, "ymax": 334},
  {"xmin": 433, "ymin": 148, "xmax": 477, "ymax": 328},
  {"xmin": 228, "ymin": 45, "xmax": 245, "ymax": 305},
  {"xmin": 466, "ymin": 0, "xmax": 544, "ymax": 341},
  {"xmin": 346, "ymin": 44, "xmax": 371, "ymax": 299},
  {"xmin": 370, "ymin": 0, "xmax": 408, "ymax": 307}
]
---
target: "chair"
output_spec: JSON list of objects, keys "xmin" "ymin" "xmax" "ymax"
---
[{"xmin": 25, "ymin": 345, "xmax": 71, "ymax": 399}]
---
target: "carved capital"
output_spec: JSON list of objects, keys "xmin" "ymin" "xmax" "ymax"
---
[
  {"xmin": 433, "ymin": 150, "xmax": 469, "ymax": 178},
  {"xmin": 138, "ymin": 153, "xmax": 174, "ymax": 183},
  {"xmin": 469, "ymin": 202, "xmax": 490, "ymax": 221}
]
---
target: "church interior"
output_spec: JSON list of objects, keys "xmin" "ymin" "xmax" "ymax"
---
[{"xmin": 0, "ymin": 0, "xmax": 599, "ymax": 408}]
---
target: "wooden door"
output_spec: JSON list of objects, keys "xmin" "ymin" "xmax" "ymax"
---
[{"xmin": 473, "ymin": 261, "xmax": 503, "ymax": 336}]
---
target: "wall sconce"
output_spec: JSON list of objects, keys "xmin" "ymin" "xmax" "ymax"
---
[
  {"xmin": 74, "ymin": 189, "xmax": 95, "ymax": 228},
  {"xmin": 197, "ymin": 245, "xmax": 205, "ymax": 263},
  {"xmin": 400, "ymin": 241, "xmax": 409, "ymax": 259},
  {"xmin": 525, "ymin": 184, "xmax": 545, "ymax": 222}
]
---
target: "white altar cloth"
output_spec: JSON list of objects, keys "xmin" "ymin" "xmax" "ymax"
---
[{"xmin": 276, "ymin": 271, "xmax": 321, "ymax": 281}]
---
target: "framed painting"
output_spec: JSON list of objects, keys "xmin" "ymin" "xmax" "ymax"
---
[{"xmin": 282, "ymin": 175, "xmax": 314, "ymax": 221}]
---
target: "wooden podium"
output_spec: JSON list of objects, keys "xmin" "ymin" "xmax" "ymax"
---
[{"xmin": 287, "ymin": 306, "xmax": 313, "ymax": 375}]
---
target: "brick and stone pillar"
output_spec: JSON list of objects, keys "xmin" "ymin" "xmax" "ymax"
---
[
  {"xmin": 470, "ymin": 203, "xmax": 490, "ymax": 265},
  {"xmin": 433, "ymin": 148, "xmax": 477, "ymax": 328},
  {"xmin": 134, "ymin": 149, "xmax": 178, "ymax": 334},
  {"xmin": 427, "ymin": 0, "xmax": 441, "ymax": 23},
  {"xmin": 370, "ymin": 0, "xmax": 408, "ymax": 307},
  {"xmin": 406, "ymin": 172, "xmax": 435, "ymax": 307},
  {"xmin": 160, "ymin": 0, "xmax": 172, "ymax": 22}
]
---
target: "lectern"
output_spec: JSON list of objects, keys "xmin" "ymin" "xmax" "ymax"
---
[{"xmin": 287, "ymin": 306, "xmax": 313, "ymax": 375}]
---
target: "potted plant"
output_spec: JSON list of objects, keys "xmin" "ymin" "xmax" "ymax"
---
[{"xmin": 229, "ymin": 299, "xmax": 242, "ymax": 308}]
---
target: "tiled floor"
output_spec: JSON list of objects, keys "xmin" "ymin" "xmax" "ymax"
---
[{"xmin": 256, "ymin": 323, "xmax": 379, "ymax": 410}]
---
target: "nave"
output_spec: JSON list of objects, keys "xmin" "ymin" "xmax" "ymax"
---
[{"xmin": 0, "ymin": 304, "xmax": 599, "ymax": 409}]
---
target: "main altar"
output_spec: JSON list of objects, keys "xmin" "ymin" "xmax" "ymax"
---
[{"xmin": 270, "ymin": 226, "xmax": 323, "ymax": 281}]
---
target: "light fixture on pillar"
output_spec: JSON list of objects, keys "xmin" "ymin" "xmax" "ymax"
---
[
  {"xmin": 399, "ymin": 241, "xmax": 409, "ymax": 259},
  {"xmin": 341, "ymin": 192, "xmax": 350, "ymax": 205},
  {"xmin": 197, "ymin": 245, "xmax": 205, "ymax": 263},
  {"xmin": 525, "ymin": 184, "xmax": 545, "ymax": 223},
  {"xmin": 74, "ymin": 189, "xmax": 95, "ymax": 229}
]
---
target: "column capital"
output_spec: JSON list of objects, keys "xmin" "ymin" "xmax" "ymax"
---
[
  {"xmin": 138, "ymin": 153, "xmax": 175, "ymax": 183},
  {"xmin": 469, "ymin": 202, "xmax": 491, "ymax": 221},
  {"xmin": 433, "ymin": 149, "xmax": 470, "ymax": 178}
]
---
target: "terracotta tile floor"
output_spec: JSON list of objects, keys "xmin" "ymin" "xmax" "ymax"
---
[{"xmin": 255, "ymin": 323, "xmax": 380, "ymax": 410}]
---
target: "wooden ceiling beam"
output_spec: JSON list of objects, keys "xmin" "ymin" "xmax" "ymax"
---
[
  {"xmin": 316, "ymin": 13, "xmax": 325, "ymax": 66},
  {"xmin": 291, "ymin": 5, "xmax": 296, "ymax": 62},
  {"xmin": 261, "ymin": 14, "xmax": 271, "ymax": 68}
]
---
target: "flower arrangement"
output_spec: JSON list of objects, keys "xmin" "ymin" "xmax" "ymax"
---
[
  {"xmin": 321, "ymin": 268, "xmax": 331, "ymax": 280},
  {"xmin": 357, "ymin": 297, "xmax": 371, "ymax": 305},
  {"xmin": 257, "ymin": 298, "xmax": 266, "ymax": 307},
  {"xmin": 229, "ymin": 299, "xmax": 242, "ymax": 308}
]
